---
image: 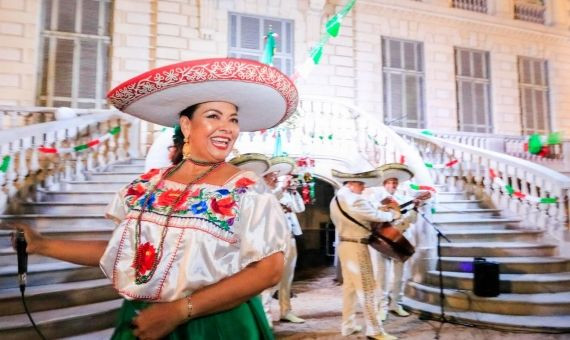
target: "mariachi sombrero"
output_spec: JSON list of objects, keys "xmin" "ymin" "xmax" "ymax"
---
[
  {"xmin": 107, "ymin": 58, "xmax": 299, "ymax": 132},
  {"xmin": 377, "ymin": 163, "xmax": 414, "ymax": 183},
  {"xmin": 228, "ymin": 153, "xmax": 270, "ymax": 176},
  {"xmin": 264, "ymin": 156, "xmax": 295, "ymax": 177},
  {"xmin": 331, "ymin": 168, "xmax": 382, "ymax": 187}
]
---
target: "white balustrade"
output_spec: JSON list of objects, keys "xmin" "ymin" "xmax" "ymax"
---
[
  {"xmin": 514, "ymin": 0, "xmax": 546, "ymax": 24},
  {"xmin": 394, "ymin": 127, "xmax": 570, "ymax": 233},
  {"xmin": 452, "ymin": 0, "xmax": 488, "ymax": 13},
  {"xmin": 0, "ymin": 107, "xmax": 138, "ymax": 213}
]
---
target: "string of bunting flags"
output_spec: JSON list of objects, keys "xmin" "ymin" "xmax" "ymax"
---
[
  {"xmin": 38, "ymin": 126, "xmax": 121, "ymax": 154},
  {"xmin": 489, "ymin": 168, "xmax": 557, "ymax": 204}
]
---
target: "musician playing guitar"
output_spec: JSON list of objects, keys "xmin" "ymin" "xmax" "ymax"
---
[
  {"xmin": 364, "ymin": 163, "xmax": 431, "ymax": 321},
  {"xmin": 329, "ymin": 167, "xmax": 399, "ymax": 340}
]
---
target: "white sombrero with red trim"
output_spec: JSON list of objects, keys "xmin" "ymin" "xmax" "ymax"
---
[{"xmin": 107, "ymin": 58, "xmax": 298, "ymax": 132}]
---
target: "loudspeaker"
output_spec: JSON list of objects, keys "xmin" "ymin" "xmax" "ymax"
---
[{"xmin": 473, "ymin": 257, "xmax": 500, "ymax": 297}]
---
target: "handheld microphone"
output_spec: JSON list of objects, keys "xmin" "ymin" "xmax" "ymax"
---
[{"xmin": 15, "ymin": 230, "xmax": 28, "ymax": 293}]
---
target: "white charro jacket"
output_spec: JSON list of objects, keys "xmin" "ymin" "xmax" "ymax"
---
[{"xmin": 330, "ymin": 186, "xmax": 394, "ymax": 240}]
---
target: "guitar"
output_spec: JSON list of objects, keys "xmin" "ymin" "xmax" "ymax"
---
[{"xmin": 369, "ymin": 191, "xmax": 432, "ymax": 262}]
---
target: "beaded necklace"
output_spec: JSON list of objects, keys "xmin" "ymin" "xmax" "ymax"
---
[{"xmin": 132, "ymin": 160, "xmax": 224, "ymax": 285}]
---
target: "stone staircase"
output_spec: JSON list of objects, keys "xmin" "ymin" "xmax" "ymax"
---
[
  {"xmin": 0, "ymin": 159, "xmax": 145, "ymax": 339},
  {"xmin": 402, "ymin": 185, "xmax": 570, "ymax": 333}
]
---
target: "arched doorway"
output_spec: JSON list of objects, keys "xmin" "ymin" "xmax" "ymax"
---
[{"xmin": 295, "ymin": 176, "xmax": 337, "ymax": 270}]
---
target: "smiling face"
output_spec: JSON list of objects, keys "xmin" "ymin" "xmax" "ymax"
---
[{"xmin": 180, "ymin": 101, "xmax": 240, "ymax": 163}]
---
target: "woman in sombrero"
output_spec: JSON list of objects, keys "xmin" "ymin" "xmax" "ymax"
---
[{"xmin": 11, "ymin": 58, "xmax": 298, "ymax": 339}]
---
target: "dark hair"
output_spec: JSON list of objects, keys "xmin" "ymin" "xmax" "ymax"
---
[{"xmin": 171, "ymin": 103, "xmax": 201, "ymax": 164}]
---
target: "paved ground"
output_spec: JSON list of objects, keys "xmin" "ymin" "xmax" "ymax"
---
[{"xmin": 270, "ymin": 267, "xmax": 569, "ymax": 340}]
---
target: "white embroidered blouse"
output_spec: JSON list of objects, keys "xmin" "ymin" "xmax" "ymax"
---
[{"xmin": 99, "ymin": 168, "xmax": 289, "ymax": 302}]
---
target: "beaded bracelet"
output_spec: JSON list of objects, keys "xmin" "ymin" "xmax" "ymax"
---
[{"xmin": 187, "ymin": 296, "xmax": 193, "ymax": 320}]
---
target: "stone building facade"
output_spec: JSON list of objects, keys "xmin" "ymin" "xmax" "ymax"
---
[{"xmin": 1, "ymin": 0, "xmax": 569, "ymax": 135}]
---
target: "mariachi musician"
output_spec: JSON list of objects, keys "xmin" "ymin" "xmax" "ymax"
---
[
  {"xmin": 329, "ymin": 167, "xmax": 399, "ymax": 340},
  {"xmin": 364, "ymin": 163, "xmax": 431, "ymax": 320}
]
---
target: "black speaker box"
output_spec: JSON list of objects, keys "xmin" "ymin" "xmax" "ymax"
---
[{"xmin": 473, "ymin": 257, "xmax": 500, "ymax": 297}]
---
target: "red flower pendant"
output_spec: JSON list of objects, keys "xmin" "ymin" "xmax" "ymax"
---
[{"xmin": 132, "ymin": 242, "xmax": 157, "ymax": 276}]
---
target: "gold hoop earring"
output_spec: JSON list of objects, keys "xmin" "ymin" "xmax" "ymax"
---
[{"xmin": 182, "ymin": 137, "xmax": 192, "ymax": 160}]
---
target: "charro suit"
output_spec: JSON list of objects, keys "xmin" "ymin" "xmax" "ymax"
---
[{"xmin": 330, "ymin": 186, "xmax": 395, "ymax": 337}]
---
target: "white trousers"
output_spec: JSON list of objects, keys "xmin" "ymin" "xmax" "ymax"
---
[
  {"xmin": 279, "ymin": 235, "xmax": 298, "ymax": 317},
  {"xmin": 261, "ymin": 235, "xmax": 298, "ymax": 324},
  {"xmin": 339, "ymin": 241, "xmax": 385, "ymax": 336},
  {"xmin": 370, "ymin": 226, "xmax": 414, "ymax": 312}
]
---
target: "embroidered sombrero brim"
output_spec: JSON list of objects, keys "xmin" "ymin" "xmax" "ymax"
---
[
  {"xmin": 331, "ymin": 169, "xmax": 382, "ymax": 187},
  {"xmin": 107, "ymin": 58, "xmax": 298, "ymax": 132},
  {"xmin": 377, "ymin": 163, "xmax": 414, "ymax": 183},
  {"xmin": 228, "ymin": 153, "xmax": 270, "ymax": 176},
  {"xmin": 263, "ymin": 156, "xmax": 295, "ymax": 176}
]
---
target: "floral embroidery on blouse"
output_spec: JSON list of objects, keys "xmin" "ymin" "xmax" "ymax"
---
[{"xmin": 123, "ymin": 168, "xmax": 257, "ymax": 233}]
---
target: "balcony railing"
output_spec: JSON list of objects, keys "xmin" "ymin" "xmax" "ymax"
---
[
  {"xmin": 514, "ymin": 0, "xmax": 546, "ymax": 24},
  {"xmin": 452, "ymin": 0, "xmax": 487, "ymax": 13}
]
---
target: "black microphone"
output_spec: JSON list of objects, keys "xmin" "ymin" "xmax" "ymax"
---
[{"xmin": 15, "ymin": 230, "xmax": 28, "ymax": 293}]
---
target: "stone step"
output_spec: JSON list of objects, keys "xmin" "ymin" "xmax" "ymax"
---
[
  {"xmin": 441, "ymin": 228, "xmax": 544, "ymax": 243},
  {"xmin": 405, "ymin": 281, "xmax": 570, "ymax": 316},
  {"xmin": 0, "ymin": 214, "xmax": 114, "ymax": 230},
  {"xmin": 438, "ymin": 256, "xmax": 570, "ymax": 274},
  {"xmin": 104, "ymin": 164, "xmax": 145, "ymax": 173},
  {"xmin": 432, "ymin": 209, "xmax": 502, "ymax": 222},
  {"xmin": 433, "ymin": 218, "xmax": 522, "ymax": 229},
  {"xmin": 0, "ymin": 298, "xmax": 121, "ymax": 339},
  {"xmin": 0, "ymin": 261, "xmax": 106, "ymax": 289},
  {"xmin": 402, "ymin": 296, "xmax": 570, "ymax": 333},
  {"xmin": 437, "ymin": 192, "xmax": 472, "ymax": 200},
  {"xmin": 86, "ymin": 172, "xmax": 140, "ymax": 182},
  {"xmin": 440, "ymin": 242, "xmax": 557, "ymax": 257},
  {"xmin": 426, "ymin": 270, "xmax": 570, "ymax": 294},
  {"xmin": 19, "ymin": 202, "xmax": 108, "ymax": 215},
  {"xmin": 0, "ymin": 278, "xmax": 117, "ymax": 316},
  {"xmin": 436, "ymin": 200, "xmax": 483, "ymax": 209},
  {"xmin": 38, "ymin": 191, "xmax": 116, "ymax": 203},
  {"xmin": 0, "ymin": 228, "xmax": 112, "ymax": 250},
  {"xmin": 60, "ymin": 181, "xmax": 125, "ymax": 192}
]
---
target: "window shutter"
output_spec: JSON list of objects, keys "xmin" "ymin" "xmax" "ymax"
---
[
  {"xmin": 58, "ymin": 0, "xmax": 77, "ymax": 33},
  {"xmin": 53, "ymin": 38, "xmax": 74, "ymax": 98},
  {"xmin": 518, "ymin": 57, "xmax": 550, "ymax": 134},
  {"xmin": 79, "ymin": 40, "xmax": 98, "ymax": 99},
  {"xmin": 228, "ymin": 13, "xmax": 294, "ymax": 75},
  {"xmin": 382, "ymin": 37, "xmax": 425, "ymax": 128},
  {"xmin": 240, "ymin": 16, "xmax": 260, "ymax": 50},
  {"xmin": 39, "ymin": 0, "xmax": 111, "ymax": 108},
  {"xmin": 82, "ymin": 0, "xmax": 100, "ymax": 35}
]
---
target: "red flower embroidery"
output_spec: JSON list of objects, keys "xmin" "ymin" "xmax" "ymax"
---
[
  {"xmin": 140, "ymin": 168, "xmax": 160, "ymax": 181},
  {"xmin": 127, "ymin": 183, "xmax": 146, "ymax": 203},
  {"xmin": 157, "ymin": 188, "xmax": 183, "ymax": 207},
  {"xmin": 235, "ymin": 177, "xmax": 255, "ymax": 188},
  {"xmin": 132, "ymin": 242, "xmax": 156, "ymax": 275},
  {"xmin": 210, "ymin": 196, "xmax": 236, "ymax": 217},
  {"xmin": 173, "ymin": 188, "xmax": 201, "ymax": 211}
]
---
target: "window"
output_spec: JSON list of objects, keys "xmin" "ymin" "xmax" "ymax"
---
[
  {"xmin": 518, "ymin": 57, "xmax": 550, "ymax": 134},
  {"xmin": 382, "ymin": 37, "xmax": 425, "ymax": 128},
  {"xmin": 455, "ymin": 47, "xmax": 492, "ymax": 133},
  {"xmin": 228, "ymin": 13, "xmax": 294, "ymax": 75},
  {"xmin": 38, "ymin": 0, "xmax": 112, "ymax": 109}
]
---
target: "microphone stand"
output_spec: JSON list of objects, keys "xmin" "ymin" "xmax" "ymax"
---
[{"xmin": 420, "ymin": 212, "xmax": 451, "ymax": 336}]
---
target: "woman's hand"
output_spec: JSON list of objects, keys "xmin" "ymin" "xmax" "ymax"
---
[
  {"xmin": 8, "ymin": 222, "xmax": 44, "ymax": 255},
  {"xmin": 131, "ymin": 299, "xmax": 187, "ymax": 340}
]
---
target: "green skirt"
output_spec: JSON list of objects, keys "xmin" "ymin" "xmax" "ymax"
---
[{"xmin": 111, "ymin": 296, "xmax": 274, "ymax": 340}]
